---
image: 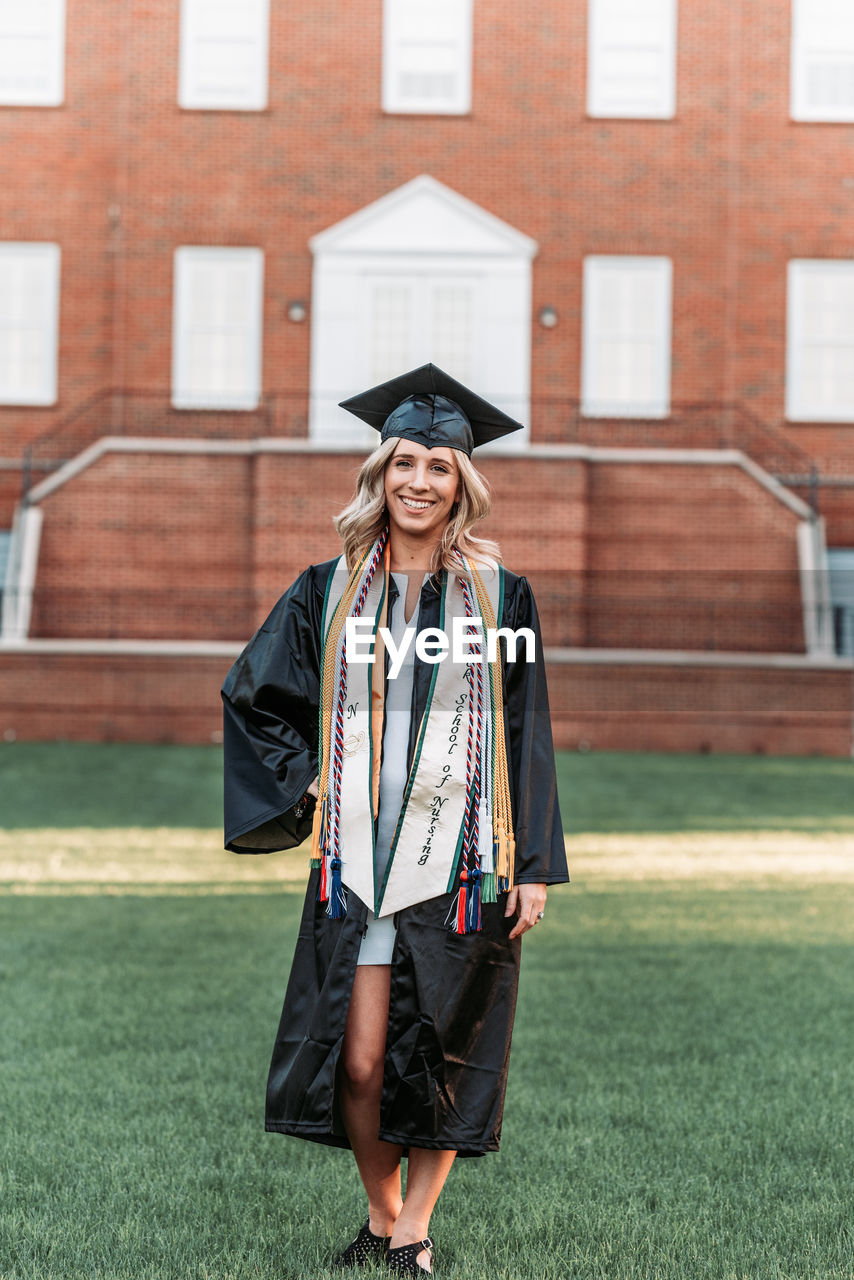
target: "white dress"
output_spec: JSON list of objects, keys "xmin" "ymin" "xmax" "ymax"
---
[{"xmin": 356, "ymin": 572, "xmax": 423, "ymax": 965}]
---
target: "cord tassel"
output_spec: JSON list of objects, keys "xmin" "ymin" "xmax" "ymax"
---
[
  {"xmin": 310, "ymin": 791, "xmax": 328, "ymax": 869},
  {"xmin": 317, "ymin": 847, "xmax": 328, "ymax": 903},
  {"xmin": 455, "ymin": 870, "xmax": 468, "ymax": 933},
  {"xmin": 328, "ymin": 857, "xmax": 347, "ymax": 919},
  {"xmin": 313, "ymin": 792, "xmax": 329, "ymax": 901},
  {"xmin": 465, "ymin": 867, "xmax": 482, "ymax": 932}
]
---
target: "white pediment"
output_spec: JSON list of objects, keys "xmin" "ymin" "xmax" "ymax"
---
[{"xmin": 309, "ymin": 174, "xmax": 538, "ymax": 259}]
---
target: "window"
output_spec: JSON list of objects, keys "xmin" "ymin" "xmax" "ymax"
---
[
  {"xmin": 0, "ymin": 529, "xmax": 10, "ymax": 609},
  {"xmin": 383, "ymin": 0, "xmax": 473, "ymax": 114},
  {"xmin": 172, "ymin": 247, "xmax": 264, "ymax": 410},
  {"xmin": 791, "ymin": 0, "xmax": 854, "ymax": 122},
  {"xmin": 828, "ymin": 550, "xmax": 854, "ymax": 657},
  {"xmin": 786, "ymin": 260, "xmax": 854, "ymax": 421},
  {"xmin": 0, "ymin": 243, "xmax": 60, "ymax": 405},
  {"xmin": 0, "ymin": 0, "xmax": 65, "ymax": 106},
  {"xmin": 581, "ymin": 256, "xmax": 672, "ymax": 417},
  {"xmin": 309, "ymin": 176, "xmax": 536, "ymax": 445},
  {"xmin": 179, "ymin": 0, "xmax": 270, "ymax": 110},
  {"xmin": 587, "ymin": 0, "xmax": 677, "ymax": 118}
]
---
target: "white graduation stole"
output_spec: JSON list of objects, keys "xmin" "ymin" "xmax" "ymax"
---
[{"xmin": 319, "ymin": 556, "xmax": 502, "ymax": 917}]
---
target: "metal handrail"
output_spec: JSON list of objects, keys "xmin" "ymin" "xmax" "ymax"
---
[{"xmin": 16, "ymin": 388, "xmax": 823, "ymax": 506}]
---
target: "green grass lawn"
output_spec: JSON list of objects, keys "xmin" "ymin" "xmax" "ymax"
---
[
  {"xmin": 1, "ymin": 745, "xmax": 853, "ymax": 1280},
  {"xmin": 2, "ymin": 742, "xmax": 854, "ymax": 833}
]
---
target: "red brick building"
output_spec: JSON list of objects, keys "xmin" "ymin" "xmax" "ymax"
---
[{"xmin": 1, "ymin": 0, "xmax": 853, "ymax": 753}]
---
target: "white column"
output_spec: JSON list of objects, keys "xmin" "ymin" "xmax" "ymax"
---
[
  {"xmin": 797, "ymin": 516, "xmax": 834, "ymax": 657},
  {"xmin": 0, "ymin": 504, "xmax": 43, "ymax": 641}
]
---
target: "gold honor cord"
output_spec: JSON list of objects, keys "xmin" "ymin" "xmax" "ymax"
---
[
  {"xmin": 369, "ymin": 542, "xmax": 391, "ymax": 821},
  {"xmin": 470, "ymin": 562, "xmax": 515, "ymax": 894},
  {"xmin": 310, "ymin": 547, "xmax": 372, "ymax": 871}
]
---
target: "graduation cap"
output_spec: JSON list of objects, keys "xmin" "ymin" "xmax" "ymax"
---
[{"xmin": 338, "ymin": 363, "xmax": 524, "ymax": 456}]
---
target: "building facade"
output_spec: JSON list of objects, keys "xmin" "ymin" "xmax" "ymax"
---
[{"xmin": 1, "ymin": 0, "xmax": 853, "ymax": 752}]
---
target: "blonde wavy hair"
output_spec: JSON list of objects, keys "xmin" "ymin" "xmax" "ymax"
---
[{"xmin": 334, "ymin": 436, "xmax": 502, "ymax": 573}]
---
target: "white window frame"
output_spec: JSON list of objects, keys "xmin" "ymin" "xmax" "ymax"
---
[
  {"xmin": 790, "ymin": 0, "xmax": 854, "ymax": 123},
  {"xmin": 581, "ymin": 255, "xmax": 673, "ymax": 418},
  {"xmin": 0, "ymin": 0, "xmax": 65, "ymax": 107},
  {"xmin": 171, "ymin": 247, "xmax": 264, "ymax": 411},
  {"xmin": 0, "ymin": 242, "xmax": 60, "ymax": 406},
  {"xmin": 587, "ymin": 0, "xmax": 677, "ymax": 119},
  {"xmin": 178, "ymin": 0, "xmax": 270, "ymax": 111},
  {"xmin": 786, "ymin": 259, "xmax": 854, "ymax": 422},
  {"xmin": 382, "ymin": 0, "xmax": 473, "ymax": 115}
]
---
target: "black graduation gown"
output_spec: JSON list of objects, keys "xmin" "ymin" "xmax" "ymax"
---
[{"xmin": 221, "ymin": 558, "xmax": 568, "ymax": 1157}]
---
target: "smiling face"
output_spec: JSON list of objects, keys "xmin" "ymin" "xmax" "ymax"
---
[{"xmin": 383, "ymin": 438, "xmax": 461, "ymax": 543}]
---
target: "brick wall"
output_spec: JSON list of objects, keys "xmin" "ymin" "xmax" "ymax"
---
[
  {"xmin": 1, "ymin": 0, "xmax": 852, "ymax": 531},
  {"xmin": 547, "ymin": 660, "xmax": 854, "ymax": 758},
  {"xmin": 27, "ymin": 443, "xmax": 806, "ymax": 655},
  {"xmin": 582, "ymin": 460, "xmax": 805, "ymax": 650},
  {"xmin": 0, "ymin": 652, "xmax": 229, "ymax": 745},
  {"xmin": 0, "ymin": 473, "xmax": 20, "ymax": 528},
  {"xmin": 31, "ymin": 452, "xmax": 257, "ymax": 639},
  {"xmin": 0, "ymin": 650, "xmax": 849, "ymax": 757}
]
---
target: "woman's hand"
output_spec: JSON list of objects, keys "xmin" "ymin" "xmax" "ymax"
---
[
  {"xmin": 307, "ymin": 776, "xmax": 319, "ymax": 798},
  {"xmin": 504, "ymin": 883, "xmax": 547, "ymax": 939}
]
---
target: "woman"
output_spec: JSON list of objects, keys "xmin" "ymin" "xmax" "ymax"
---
[{"xmin": 222, "ymin": 364, "xmax": 568, "ymax": 1275}]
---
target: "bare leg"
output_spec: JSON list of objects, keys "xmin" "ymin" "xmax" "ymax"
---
[
  {"xmin": 339, "ymin": 964, "xmax": 403, "ymax": 1236},
  {"xmin": 390, "ymin": 1147, "xmax": 457, "ymax": 1272}
]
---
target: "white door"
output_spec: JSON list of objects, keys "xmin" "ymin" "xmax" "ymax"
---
[{"xmin": 364, "ymin": 272, "xmax": 479, "ymax": 386}]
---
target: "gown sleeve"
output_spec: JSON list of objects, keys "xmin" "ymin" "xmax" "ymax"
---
[
  {"xmin": 503, "ymin": 575, "xmax": 569, "ymax": 886},
  {"xmin": 221, "ymin": 564, "xmax": 327, "ymax": 853}
]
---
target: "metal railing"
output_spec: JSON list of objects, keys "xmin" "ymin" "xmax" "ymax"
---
[{"xmin": 18, "ymin": 389, "xmax": 309, "ymax": 499}]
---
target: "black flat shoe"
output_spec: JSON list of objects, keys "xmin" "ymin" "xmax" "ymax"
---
[
  {"xmin": 386, "ymin": 1236, "xmax": 434, "ymax": 1276},
  {"xmin": 332, "ymin": 1217, "xmax": 391, "ymax": 1268}
]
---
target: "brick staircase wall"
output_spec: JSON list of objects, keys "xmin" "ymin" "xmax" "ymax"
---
[{"xmin": 26, "ymin": 444, "xmax": 806, "ymax": 655}]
